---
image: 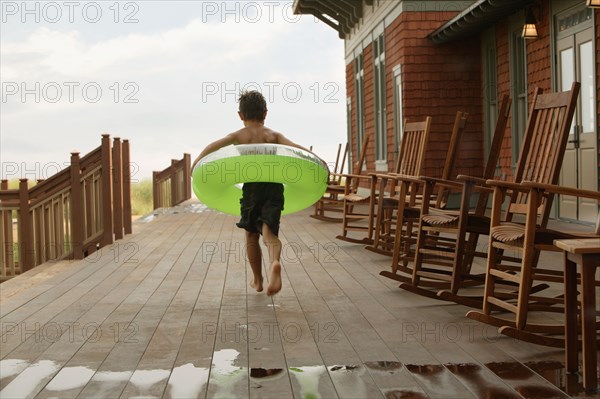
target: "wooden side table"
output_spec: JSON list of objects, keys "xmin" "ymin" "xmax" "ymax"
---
[{"xmin": 555, "ymin": 238, "xmax": 600, "ymax": 392}]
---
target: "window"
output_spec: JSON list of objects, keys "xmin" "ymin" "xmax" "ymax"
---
[
  {"xmin": 509, "ymin": 23, "xmax": 527, "ymax": 164},
  {"xmin": 354, "ymin": 53, "xmax": 365, "ymax": 163},
  {"xmin": 374, "ymin": 33, "xmax": 386, "ymax": 164},
  {"xmin": 346, "ymin": 96, "xmax": 352, "ymax": 173},
  {"xmin": 392, "ymin": 65, "xmax": 403, "ymax": 166},
  {"xmin": 482, "ymin": 28, "xmax": 498, "ymax": 164}
]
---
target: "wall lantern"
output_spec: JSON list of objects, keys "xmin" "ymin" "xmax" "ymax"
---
[
  {"xmin": 587, "ymin": 0, "xmax": 600, "ymax": 8},
  {"xmin": 522, "ymin": 7, "xmax": 538, "ymax": 39}
]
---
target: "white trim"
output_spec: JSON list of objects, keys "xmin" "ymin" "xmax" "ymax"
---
[
  {"xmin": 375, "ymin": 160, "xmax": 388, "ymax": 172},
  {"xmin": 344, "ymin": 1, "xmax": 473, "ymax": 60},
  {"xmin": 392, "ymin": 64, "xmax": 404, "ymax": 166},
  {"xmin": 373, "ymin": 20, "xmax": 385, "ymax": 38},
  {"xmin": 344, "ymin": 0, "xmax": 400, "ymax": 58}
]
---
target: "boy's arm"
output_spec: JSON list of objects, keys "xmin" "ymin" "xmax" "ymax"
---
[
  {"xmin": 275, "ymin": 133, "xmax": 330, "ymax": 175},
  {"xmin": 192, "ymin": 133, "xmax": 238, "ymax": 169},
  {"xmin": 274, "ymin": 132, "xmax": 312, "ymax": 153}
]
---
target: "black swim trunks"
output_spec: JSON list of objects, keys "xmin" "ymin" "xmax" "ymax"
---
[{"xmin": 236, "ymin": 182, "xmax": 284, "ymax": 236}]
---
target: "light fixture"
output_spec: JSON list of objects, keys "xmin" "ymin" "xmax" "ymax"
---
[
  {"xmin": 522, "ymin": 7, "xmax": 538, "ymax": 39},
  {"xmin": 587, "ymin": 0, "xmax": 600, "ymax": 8}
]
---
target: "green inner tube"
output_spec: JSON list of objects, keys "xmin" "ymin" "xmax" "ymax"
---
[{"xmin": 192, "ymin": 144, "xmax": 328, "ymax": 216}]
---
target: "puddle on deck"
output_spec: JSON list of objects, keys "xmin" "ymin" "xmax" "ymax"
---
[
  {"xmin": 382, "ymin": 390, "xmax": 428, "ymax": 399},
  {"xmin": 0, "ymin": 359, "xmax": 59, "ymax": 398},
  {"xmin": 250, "ymin": 367, "xmax": 284, "ymax": 379},
  {"xmin": 0, "ymin": 357, "xmax": 592, "ymax": 398},
  {"xmin": 138, "ymin": 203, "xmax": 209, "ymax": 223},
  {"xmin": 209, "ymin": 349, "xmax": 246, "ymax": 398},
  {"xmin": 485, "ymin": 360, "xmax": 591, "ymax": 398},
  {"xmin": 0, "ymin": 358, "xmax": 30, "ymax": 380},
  {"xmin": 328, "ymin": 364, "xmax": 369, "ymax": 398},
  {"xmin": 168, "ymin": 363, "xmax": 210, "ymax": 398},
  {"xmin": 444, "ymin": 363, "xmax": 522, "ymax": 398},
  {"xmin": 44, "ymin": 365, "xmax": 96, "ymax": 391},
  {"xmin": 364, "ymin": 361, "xmax": 402, "ymax": 372}
]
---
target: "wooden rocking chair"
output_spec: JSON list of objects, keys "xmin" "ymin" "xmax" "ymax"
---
[
  {"xmin": 311, "ymin": 135, "xmax": 369, "ymax": 222},
  {"xmin": 371, "ymin": 111, "xmax": 469, "ymax": 259},
  {"xmin": 336, "ymin": 117, "xmax": 432, "ymax": 244},
  {"xmin": 481, "ymin": 181, "xmax": 599, "ymax": 347},
  {"xmin": 463, "ymin": 82, "xmax": 584, "ymax": 345},
  {"xmin": 394, "ymin": 95, "xmax": 512, "ymax": 303},
  {"xmin": 328, "ymin": 142, "xmax": 349, "ymax": 187}
]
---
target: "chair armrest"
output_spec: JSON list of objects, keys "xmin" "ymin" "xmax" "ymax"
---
[
  {"xmin": 419, "ymin": 176, "xmax": 463, "ymax": 189},
  {"xmin": 454, "ymin": 175, "xmax": 493, "ymax": 194},
  {"xmin": 337, "ymin": 173, "xmax": 375, "ymax": 180},
  {"xmin": 457, "ymin": 175, "xmax": 488, "ymax": 186},
  {"xmin": 522, "ymin": 181, "xmax": 600, "ymax": 201},
  {"xmin": 485, "ymin": 179, "xmax": 529, "ymax": 193},
  {"xmin": 387, "ymin": 173, "xmax": 423, "ymax": 184}
]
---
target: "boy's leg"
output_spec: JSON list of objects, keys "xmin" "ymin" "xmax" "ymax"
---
[
  {"xmin": 246, "ymin": 231, "xmax": 263, "ymax": 292},
  {"xmin": 262, "ymin": 223, "xmax": 282, "ymax": 296}
]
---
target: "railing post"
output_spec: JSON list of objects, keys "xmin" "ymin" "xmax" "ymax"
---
[
  {"xmin": 18, "ymin": 179, "xmax": 33, "ymax": 272},
  {"xmin": 122, "ymin": 139, "xmax": 132, "ymax": 235},
  {"xmin": 153, "ymin": 171, "xmax": 159, "ymax": 210},
  {"xmin": 70, "ymin": 152, "xmax": 84, "ymax": 260},
  {"xmin": 171, "ymin": 159, "xmax": 178, "ymax": 206},
  {"xmin": 112, "ymin": 137, "xmax": 123, "ymax": 240},
  {"xmin": 101, "ymin": 134, "xmax": 114, "ymax": 246},
  {"xmin": 184, "ymin": 153, "xmax": 191, "ymax": 201},
  {"xmin": 1, "ymin": 180, "xmax": 10, "ymax": 276}
]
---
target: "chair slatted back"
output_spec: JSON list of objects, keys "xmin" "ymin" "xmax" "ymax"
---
[
  {"xmin": 397, "ymin": 117, "xmax": 432, "ymax": 176},
  {"xmin": 347, "ymin": 134, "xmax": 371, "ymax": 194},
  {"xmin": 353, "ymin": 134, "xmax": 370, "ymax": 174},
  {"xmin": 339, "ymin": 142, "xmax": 348, "ymax": 175},
  {"xmin": 507, "ymin": 82, "xmax": 580, "ymax": 224},
  {"xmin": 433, "ymin": 111, "xmax": 469, "ymax": 207},
  {"xmin": 475, "ymin": 95, "xmax": 512, "ymax": 213},
  {"xmin": 329, "ymin": 142, "xmax": 349, "ymax": 184}
]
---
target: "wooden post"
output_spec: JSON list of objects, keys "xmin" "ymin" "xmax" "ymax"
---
[
  {"xmin": 1, "ymin": 180, "xmax": 10, "ymax": 275},
  {"xmin": 70, "ymin": 152, "xmax": 84, "ymax": 260},
  {"xmin": 122, "ymin": 139, "xmax": 132, "ymax": 235},
  {"xmin": 184, "ymin": 153, "xmax": 191, "ymax": 201},
  {"xmin": 18, "ymin": 179, "xmax": 33, "ymax": 272},
  {"xmin": 171, "ymin": 159, "xmax": 178, "ymax": 206},
  {"xmin": 153, "ymin": 171, "xmax": 159, "ymax": 210},
  {"xmin": 101, "ymin": 134, "xmax": 114, "ymax": 246},
  {"xmin": 112, "ymin": 138, "xmax": 123, "ymax": 240}
]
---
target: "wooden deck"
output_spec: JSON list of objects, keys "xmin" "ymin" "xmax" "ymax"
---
[{"xmin": 0, "ymin": 200, "xmax": 598, "ymax": 399}]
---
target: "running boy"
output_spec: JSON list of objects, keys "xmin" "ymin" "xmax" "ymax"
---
[{"xmin": 193, "ymin": 90, "xmax": 321, "ymax": 296}]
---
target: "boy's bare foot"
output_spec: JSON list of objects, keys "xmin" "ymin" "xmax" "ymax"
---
[
  {"xmin": 250, "ymin": 276, "xmax": 263, "ymax": 292},
  {"xmin": 266, "ymin": 261, "xmax": 282, "ymax": 296}
]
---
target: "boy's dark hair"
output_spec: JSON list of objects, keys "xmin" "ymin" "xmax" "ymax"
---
[{"xmin": 238, "ymin": 90, "xmax": 267, "ymax": 122}]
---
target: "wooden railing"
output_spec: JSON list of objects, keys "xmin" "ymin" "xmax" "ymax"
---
[
  {"xmin": 0, "ymin": 134, "xmax": 132, "ymax": 281},
  {"xmin": 152, "ymin": 154, "xmax": 191, "ymax": 209}
]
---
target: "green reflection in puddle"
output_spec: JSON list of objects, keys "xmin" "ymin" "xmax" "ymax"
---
[{"xmin": 289, "ymin": 365, "xmax": 327, "ymax": 399}]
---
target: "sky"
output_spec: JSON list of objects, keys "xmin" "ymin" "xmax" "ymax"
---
[{"xmin": 0, "ymin": 0, "xmax": 347, "ymax": 182}]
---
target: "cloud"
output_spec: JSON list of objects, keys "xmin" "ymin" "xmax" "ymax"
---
[
  {"xmin": 2, "ymin": 18, "xmax": 289, "ymax": 79},
  {"xmin": 1, "ymin": 5, "xmax": 347, "ymax": 179}
]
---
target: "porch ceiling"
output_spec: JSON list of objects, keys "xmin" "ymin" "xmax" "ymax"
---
[
  {"xmin": 293, "ymin": 0, "xmax": 365, "ymax": 39},
  {"xmin": 429, "ymin": 0, "xmax": 534, "ymax": 44}
]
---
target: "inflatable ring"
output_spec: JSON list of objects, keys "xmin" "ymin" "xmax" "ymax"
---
[{"xmin": 192, "ymin": 144, "xmax": 328, "ymax": 216}]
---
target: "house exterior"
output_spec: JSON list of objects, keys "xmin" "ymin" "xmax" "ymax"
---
[{"xmin": 293, "ymin": 0, "xmax": 599, "ymax": 223}]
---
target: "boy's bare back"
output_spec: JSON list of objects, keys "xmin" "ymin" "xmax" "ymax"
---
[
  {"xmin": 232, "ymin": 125, "xmax": 306, "ymax": 150},
  {"xmin": 233, "ymin": 125, "xmax": 280, "ymax": 145}
]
